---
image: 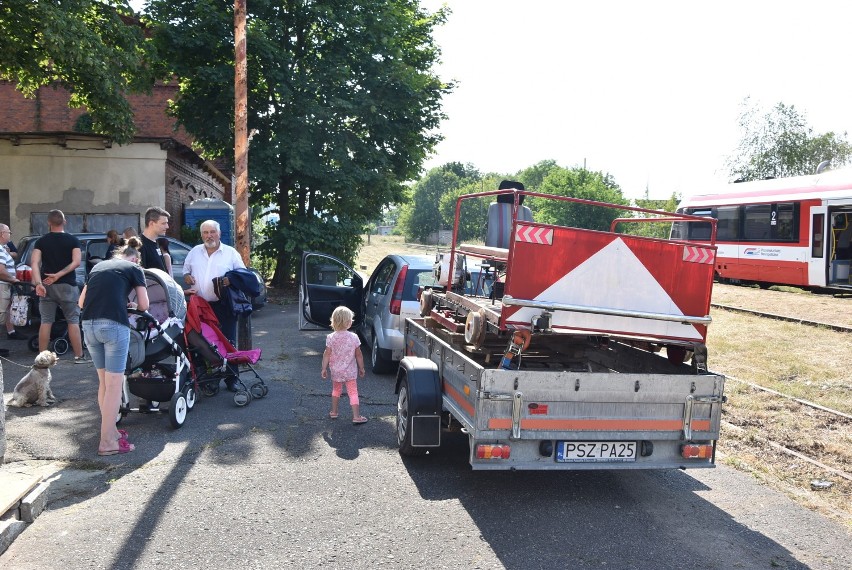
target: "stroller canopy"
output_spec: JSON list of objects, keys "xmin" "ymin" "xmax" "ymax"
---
[{"xmin": 139, "ymin": 268, "xmax": 187, "ymax": 323}]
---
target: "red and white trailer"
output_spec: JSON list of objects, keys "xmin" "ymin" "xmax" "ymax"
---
[{"xmin": 397, "ymin": 189, "xmax": 726, "ymax": 470}]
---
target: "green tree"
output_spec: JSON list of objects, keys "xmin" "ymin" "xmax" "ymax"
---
[
  {"xmin": 148, "ymin": 0, "xmax": 452, "ymax": 283},
  {"xmin": 398, "ymin": 162, "xmax": 480, "ymax": 243},
  {"xmin": 516, "ymin": 159, "xmax": 559, "ymax": 190},
  {"xmin": 619, "ymin": 191, "xmax": 680, "ymax": 239},
  {"xmin": 534, "ymin": 167, "xmax": 629, "ymax": 231},
  {"xmin": 0, "ymin": 0, "xmax": 154, "ymax": 144},
  {"xmin": 438, "ymin": 175, "xmax": 502, "ymax": 243},
  {"xmin": 726, "ymin": 98, "xmax": 852, "ymax": 181},
  {"xmin": 398, "ymin": 167, "xmax": 460, "ymax": 243}
]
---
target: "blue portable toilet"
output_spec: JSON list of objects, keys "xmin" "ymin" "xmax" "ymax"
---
[{"xmin": 184, "ymin": 199, "xmax": 235, "ymax": 246}]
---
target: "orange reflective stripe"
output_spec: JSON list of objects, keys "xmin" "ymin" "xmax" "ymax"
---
[{"xmin": 443, "ymin": 380, "xmax": 475, "ymax": 417}]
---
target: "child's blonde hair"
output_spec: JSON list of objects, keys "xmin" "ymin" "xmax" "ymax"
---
[{"xmin": 330, "ymin": 306, "xmax": 354, "ymax": 331}]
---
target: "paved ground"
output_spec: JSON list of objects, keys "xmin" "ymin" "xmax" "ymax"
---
[{"xmin": 2, "ymin": 302, "xmax": 852, "ymax": 569}]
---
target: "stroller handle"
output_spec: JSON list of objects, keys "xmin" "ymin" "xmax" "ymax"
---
[{"xmin": 127, "ymin": 308, "xmax": 163, "ymax": 336}]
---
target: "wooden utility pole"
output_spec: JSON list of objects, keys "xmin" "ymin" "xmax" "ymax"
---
[{"xmin": 235, "ymin": 0, "xmax": 251, "ymax": 349}]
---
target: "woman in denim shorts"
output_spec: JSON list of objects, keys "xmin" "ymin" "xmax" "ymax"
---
[{"xmin": 78, "ymin": 237, "xmax": 149, "ymax": 456}]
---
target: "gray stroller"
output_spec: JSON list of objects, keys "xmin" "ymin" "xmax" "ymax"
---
[{"xmin": 117, "ymin": 268, "xmax": 195, "ymax": 429}]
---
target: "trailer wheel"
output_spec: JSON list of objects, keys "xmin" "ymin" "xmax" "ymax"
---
[{"xmin": 397, "ymin": 375, "xmax": 428, "ymax": 456}]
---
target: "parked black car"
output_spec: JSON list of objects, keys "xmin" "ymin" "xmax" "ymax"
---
[{"xmin": 15, "ymin": 233, "xmax": 267, "ymax": 308}]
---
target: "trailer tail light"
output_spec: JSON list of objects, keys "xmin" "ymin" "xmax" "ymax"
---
[
  {"xmin": 681, "ymin": 443, "xmax": 713, "ymax": 459},
  {"xmin": 389, "ymin": 265, "xmax": 408, "ymax": 315},
  {"xmin": 476, "ymin": 444, "xmax": 511, "ymax": 459}
]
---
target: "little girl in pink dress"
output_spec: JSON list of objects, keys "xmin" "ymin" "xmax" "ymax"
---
[{"xmin": 321, "ymin": 306, "xmax": 367, "ymax": 423}]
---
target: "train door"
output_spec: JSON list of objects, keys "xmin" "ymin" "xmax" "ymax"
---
[
  {"xmin": 827, "ymin": 203, "xmax": 852, "ymax": 287},
  {"xmin": 808, "ymin": 206, "xmax": 827, "ymax": 287}
]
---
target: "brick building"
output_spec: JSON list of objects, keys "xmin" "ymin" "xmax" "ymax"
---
[{"xmin": 0, "ymin": 81, "xmax": 230, "ymax": 238}]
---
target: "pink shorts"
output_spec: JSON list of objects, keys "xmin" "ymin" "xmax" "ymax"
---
[{"xmin": 331, "ymin": 379, "xmax": 359, "ymax": 405}]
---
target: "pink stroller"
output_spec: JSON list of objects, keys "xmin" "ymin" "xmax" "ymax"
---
[{"xmin": 184, "ymin": 294, "xmax": 267, "ymax": 406}]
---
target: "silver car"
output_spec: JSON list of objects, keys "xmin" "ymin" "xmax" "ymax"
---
[{"xmin": 300, "ymin": 251, "xmax": 437, "ymax": 373}]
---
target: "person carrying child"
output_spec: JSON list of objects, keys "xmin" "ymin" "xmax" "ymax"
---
[{"xmin": 321, "ymin": 306, "xmax": 367, "ymax": 424}]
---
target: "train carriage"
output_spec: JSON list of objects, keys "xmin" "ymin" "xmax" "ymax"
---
[{"xmin": 673, "ymin": 169, "xmax": 852, "ymax": 291}]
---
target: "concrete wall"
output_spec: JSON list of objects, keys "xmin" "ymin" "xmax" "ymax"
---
[{"xmin": 0, "ymin": 137, "xmax": 167, "ymax": 235}]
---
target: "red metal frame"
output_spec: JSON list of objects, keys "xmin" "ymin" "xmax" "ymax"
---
[{"xmin": 447, "ymin": 190, "xmax": 719, "ymax": 345}]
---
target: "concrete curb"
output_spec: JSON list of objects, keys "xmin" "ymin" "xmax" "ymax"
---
[{"xmin": 0, "ymin": 477, "xmax": 45, "ymax": 554}]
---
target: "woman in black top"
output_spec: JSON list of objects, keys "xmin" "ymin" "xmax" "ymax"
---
[{"xmin": 79, "ymin": 237, "xmax": 149, "ymax": 456}]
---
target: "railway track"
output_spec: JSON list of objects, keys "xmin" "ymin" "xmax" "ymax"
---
[
  {"xmin": 717, "ymin": 372, "xmax": 852, "ymax": 485},
  {"xmin": 710, "ymin": 303, "xmax": 852, "ymax": 333}
]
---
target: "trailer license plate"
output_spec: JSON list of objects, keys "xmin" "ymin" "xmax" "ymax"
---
[{"xmin": 556, "ymin": 441, "xmax": 637, "ymax": 462}]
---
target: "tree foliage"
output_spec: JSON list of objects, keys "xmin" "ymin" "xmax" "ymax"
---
[
  {"xmin": 516, "ymin": 159, "xmax": 559, "ymax": 190},
  {"xmin": 726, "ymin": 98, "xmax": 852, "ymax": 181},
  {"xmin": 619, "ymin": 193, "xmax": 680, "ymax": 239},
  {"xmin": 0, "ymin": 0, "xmax": 154, "ymax": 144},
  {"xmin": 532, "ymin": 167, "xmax": 629, "ymax": 231},
  {"xmin": 397, "ymin": 162, "xmax": 479, "ymax": 243},
  {"xmin": 148, "ymin": 0, "xmax": 452, "ymax": 283},
  {"xmin": 438, "ymin": 175, "xmax": 501, "ymax": 243}
]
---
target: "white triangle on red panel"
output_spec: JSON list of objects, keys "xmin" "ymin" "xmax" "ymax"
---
[{"xmin": 508, "ymin": 237, "xmax": 703, "ymax": 340}]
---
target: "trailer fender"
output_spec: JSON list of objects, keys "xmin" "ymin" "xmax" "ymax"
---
[{"xmin": 395, "ymin": 357, "xmax": 442, "ymax": 415}]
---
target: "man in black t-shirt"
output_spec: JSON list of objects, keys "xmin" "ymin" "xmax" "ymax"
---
[
  {"xmin": 31, "ymin": 209, "xmax": 88, "ymax": 361},
  {"xmin": 140, "ymin": 206, "xmax": 170, "ymax": 272}
]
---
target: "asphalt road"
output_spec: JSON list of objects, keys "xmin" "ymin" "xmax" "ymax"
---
[{"xmin": 2, "ymin": 303, "xmax": 850, "ymax": 569}]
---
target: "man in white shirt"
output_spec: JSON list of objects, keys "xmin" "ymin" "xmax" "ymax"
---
[{"xmin": 183, "ymin": 219, "xmax": 245, "ymax": 345}]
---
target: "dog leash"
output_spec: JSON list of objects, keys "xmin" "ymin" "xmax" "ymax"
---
[{"xmin": 0, "ymin": 355, "xmax": 39, "ymax": 369}]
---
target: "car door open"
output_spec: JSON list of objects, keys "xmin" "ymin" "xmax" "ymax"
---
[{"xmin": 300, "ymin": 252, "xmax": 364, "ymax": 330}]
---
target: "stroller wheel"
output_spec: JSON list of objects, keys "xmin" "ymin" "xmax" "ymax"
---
[
  {"xmin": 28, "ymin": 335, "xmax": 39, "ymax": 353},
  {"xmin": 249, "ymin": 382, "xmax": 265, "ymax": 400},
  {"xmin": 169, "ymin": 392, "xmax": 188, "ymax": 428},
  {"xmin": 261, "ymin": 385, "xmax": 269, "ymax": 397},
  {"xmin": 233, "ymin": 389, "xmax": 252, "ymax": 407},
  {"xmin": 53, "ymin": 337, "xmax": 69, "ymax": 355},
  {"xmin": 116, "ymin": 386, "xmax": 128, "ymax": 424},
  {"xmin": 201, "ymin": 383, "xmax": 219, "ymax": 397},
  {"xmin": 184, "ymin": 386, "xmax": 197, "ymax": 410}
]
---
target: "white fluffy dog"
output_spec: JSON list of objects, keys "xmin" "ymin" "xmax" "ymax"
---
[{"xmin": 7, "ymin": 351, "xmax": 59, "ymax": 408}]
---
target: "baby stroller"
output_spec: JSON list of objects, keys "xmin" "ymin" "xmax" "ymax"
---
[
  {"xmin": 9, "ymin": 282, "xmax": 73, "ymax": 354},
  {"xmin": 117, "ymin": 268, "xmax": 195, "ymax": 429},
  {"xmin": 184, "ymin": 294, "xmax": 267, "ymax": 407},
  {"xmin": 27, "ymin": 306, "xmax": 73, "ymax": 354}
]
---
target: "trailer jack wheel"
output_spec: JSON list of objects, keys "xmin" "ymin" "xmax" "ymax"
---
[{"xmin": 464, "ymin": 308, "xmax": 487, "ymax": 348}]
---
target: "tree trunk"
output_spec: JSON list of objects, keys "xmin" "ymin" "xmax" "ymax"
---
[{"xmin": 271, "ymin": 177, "xmax": 292, "ymax": 287}]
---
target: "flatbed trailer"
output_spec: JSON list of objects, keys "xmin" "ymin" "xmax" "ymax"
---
[
  {"xmin": 396, "ymin": 317, "xmax": 725, "ymax": 470},
  {"xmin": 393, "ymin": 188, "xmax": 725, "ymax": 470}
]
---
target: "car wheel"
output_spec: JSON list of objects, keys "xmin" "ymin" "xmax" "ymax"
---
[{"xmin": 371, "ymin": 333, "xmax": 394, "ymax": 374}]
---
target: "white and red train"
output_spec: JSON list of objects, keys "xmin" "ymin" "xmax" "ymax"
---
[{"xmin": 673, "ymin": 169, "xmax": 852, "ymax": 291}]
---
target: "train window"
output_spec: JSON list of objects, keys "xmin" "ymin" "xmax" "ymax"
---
[
  {"xmin": 716, "ymin": 206, "xmax": 740, "ymax": 241},
  {"xmin": 772, "ymin": 203, "xmax": 796, "ymax": 241},
  {"xmin": 812, "ymin": 213, "xmax": 824, "ymax": 258},
  {"xmin": 743, "ymin": 204, "xmax": 772, "ymax": 240},
  {"xmin": 685, "ymin": 208, "xmax": 713, "ymax": 240}
]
